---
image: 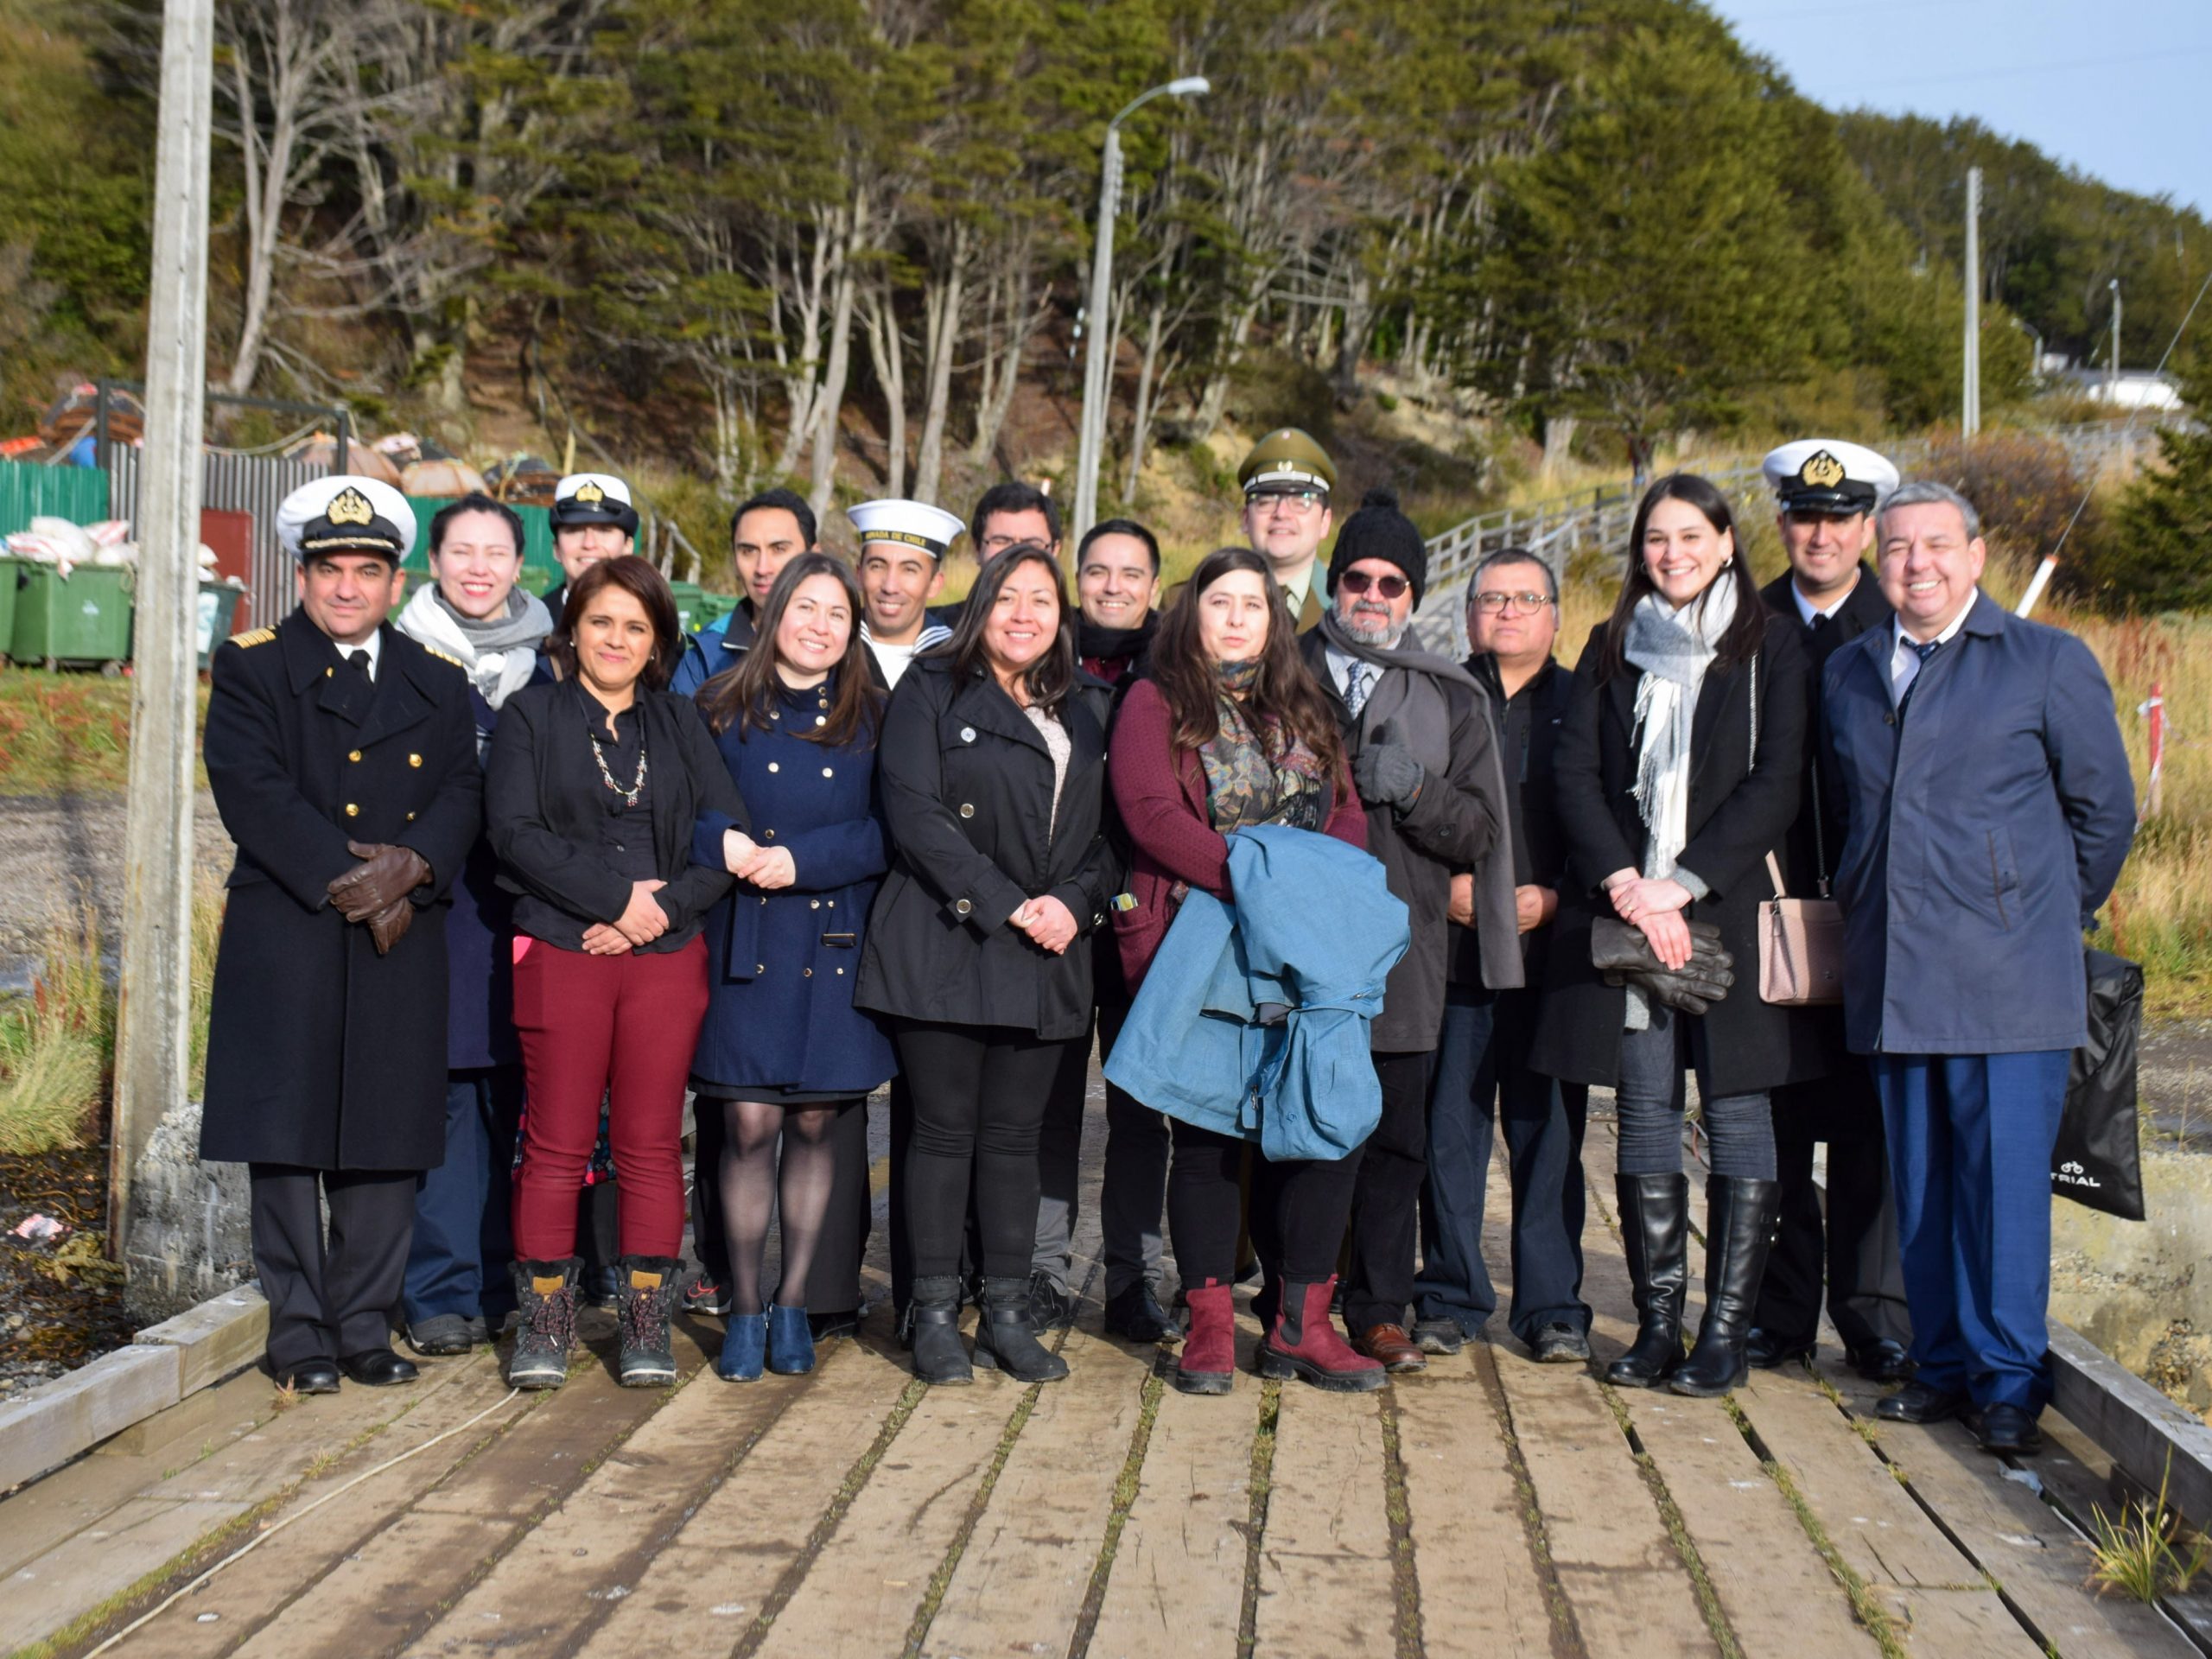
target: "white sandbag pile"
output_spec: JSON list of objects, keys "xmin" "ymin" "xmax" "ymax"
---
[{"xmin": 3, "ymin": 516, "xmax": 226, "ymax": 582}]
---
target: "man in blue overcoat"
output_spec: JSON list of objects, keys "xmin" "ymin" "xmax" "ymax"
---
[{"xmin": 1822, "ymin": 480, "xmax": 2134, "ymax": 1454}]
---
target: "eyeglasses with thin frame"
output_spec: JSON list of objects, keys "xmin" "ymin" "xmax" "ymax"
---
[
  {"xmin": 1338, "ymin": 569, "xmax": 1409, "ymax": 600},
  {"xmin": 1471, "ymin": 589, "xmax": 1554, "ymax": 615},
  {"xmin": 1249, "ymin": 490, "xmax": 1325, "ymax": 516}
]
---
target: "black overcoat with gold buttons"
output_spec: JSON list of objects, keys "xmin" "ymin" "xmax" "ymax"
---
[
  {"xmin": 199, "ymin": 607, "xmax": 481, "ymax": 1169},
  {"xmin": 855, "ymin": 653, "xmax": 1120, "ymax": 1041}
]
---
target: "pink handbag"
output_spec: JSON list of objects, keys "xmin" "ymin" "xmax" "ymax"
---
[{"xmin": 1759, "ymin": 850, "xmax": 1843, "ymax": 1007}]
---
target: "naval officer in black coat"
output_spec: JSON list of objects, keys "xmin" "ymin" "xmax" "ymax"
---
[
  {"xmin": 1745, "ymin": 439, "xmax": 1913, "ymax": 1382},
  {"xmin": 200, "ymin": 475, "xmax": 482, "ymax": 1393}
]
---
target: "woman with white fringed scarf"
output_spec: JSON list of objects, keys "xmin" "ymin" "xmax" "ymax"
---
[{"xmin": 1530, "ymin": 474, "xmax": 1820, "ymax": 1399}]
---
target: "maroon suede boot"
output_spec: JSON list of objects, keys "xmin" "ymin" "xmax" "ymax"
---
[
  {"xmin": 1174, "ymin": 1281, "xmax": 1237, "ymax": 1395},
  {"xmin": 1259, "ymin": 1275, "xmax": 1384, "ymax": 1393}
]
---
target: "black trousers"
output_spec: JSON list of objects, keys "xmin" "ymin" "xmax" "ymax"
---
[
  {"xmin": 692, "ymin": 1090, "xmax": 872, "ymax": 1313},
  {"xmin": 897, "ymin": 1021, "xmax": 1070, "ymax": 1282},
  {"xmin": 1757, "ymin": 1070, "xmax": 1911, "ymax": 1351},
  {"xmin": 250, "ymin": 1164, "xmax": 418, "ymax": 1371},
  {"xmin": 1168, "ymin": 1119, "xmax": 1361, "ymax": 1287},
  {"xmin": 1342, "ymin": 1049, "xmax": 1437, "ymax": 1334}
]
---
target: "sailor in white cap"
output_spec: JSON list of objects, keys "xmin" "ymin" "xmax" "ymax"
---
[
  {"xmin": 850, "ymin": 498, "xmax": 964, "ymax": 689},
  {"xmin": 200, "ymin": 474, "xmax": 480, "ymax": 1395},
  {"xmin": 1745, "ymin": 435, "xmax": 1914, "ymax": 1383},
  {"xmin": 546, "ymin": 472, "xmax": 639, "ymax": 621}
]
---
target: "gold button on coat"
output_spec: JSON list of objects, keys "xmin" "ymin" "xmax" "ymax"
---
[
  {"xmin": 958, "ymin": 803, "xmax": 975, "ymax": 818},
  {"xmin": 348, "ymin": 749, "xmax": 362, "ymax": 763},
  {"xmin": 408, "ymin": 753, "xmax": 422, "ymax": 768},
  {"xmin": 345, "ymin": 804, "xmax": 359, "ymax": 817}
]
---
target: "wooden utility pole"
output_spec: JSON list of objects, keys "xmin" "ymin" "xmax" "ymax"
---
[
  {"xmin": 1962, "ymin": 166, "xmax": 1981, "ymax": 437},
  {"xmin": 111, "ymin": 0, "xmax": 213, "ymax": 1259}
]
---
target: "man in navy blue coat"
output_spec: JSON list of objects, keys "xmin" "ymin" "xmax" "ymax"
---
[{"xmin": 1822, "ymin": 480, "xmax": 2134, "ymax": 1454}]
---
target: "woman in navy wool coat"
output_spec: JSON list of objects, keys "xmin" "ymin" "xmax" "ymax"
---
[{"xmin": 691, "ymin": 553, "xmax": 896, "ymax": 1382}]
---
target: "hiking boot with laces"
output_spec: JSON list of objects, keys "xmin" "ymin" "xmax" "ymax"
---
[
  {"xmin": 616, "ymin": 1255, "xmax": 681, "ymax": 1387},
  {"xmin": 508, "ymin": 1259, "xmax": 579, "ymax": 1389}
]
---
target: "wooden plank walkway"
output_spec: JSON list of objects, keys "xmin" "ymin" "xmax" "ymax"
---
[{"xmin": 4, "ymin": 1084, "xmax": 2197, "ymax": 1659}]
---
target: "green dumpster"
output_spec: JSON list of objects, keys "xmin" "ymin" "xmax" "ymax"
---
[
  {"xmin": 197, "ymin": 582, "xmax": 245, "ymax": 669},
  {"xmin": 12, "ymin": 564, "xmax": 134, "ymax": 670},
  {"xmin": 666, "ymin": 580, "xmax": 706, "ymax": 635},
  {"xmin": 692, "ymin": 589, "xmax": 740, "ymax": 632},
  {"xmin": 0, "ymin": 559, "xmax": 22, "ymax": 664}
]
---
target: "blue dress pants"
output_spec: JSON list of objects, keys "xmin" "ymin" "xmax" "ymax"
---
[
  {"xmin": 1872, "ymin": 1050, "xmax": 2070, "ymax": 1414},
  {"xmin": 404, "ymin": 1066, "xmax": 523, "ymax": 1325},
  {"xmin": 1415, "ymin": 988, "xmax": 1592, "ymax": 1344}
]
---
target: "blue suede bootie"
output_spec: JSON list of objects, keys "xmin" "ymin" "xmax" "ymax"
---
[
  {"xmin": 766, "ymin": 1304, "xmax": 816, "ymax": 1376},
  {"xmin": 716, "ymin": 1312, "xmax": 767, "ymax": 1382}
]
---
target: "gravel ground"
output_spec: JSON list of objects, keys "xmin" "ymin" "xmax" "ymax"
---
[{"xmin": 0, "ymin": 791, "xmax": 232, "ymax": 976}]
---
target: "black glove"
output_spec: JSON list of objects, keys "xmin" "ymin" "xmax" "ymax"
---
[
  {"xmin": 1351, "ymin": 722, "xmax": 1425, "ymax": 813},
  {"xmin": 328, "ymin": 840, "xmax": 431, "ymax": 923},
  {"xmin": 366, "ymin": 898, "xmax": 414, "ymax": 955},
  {"xmin": 1592, "ymin": 917, "xmax": 1735, "ymax": 1014}
]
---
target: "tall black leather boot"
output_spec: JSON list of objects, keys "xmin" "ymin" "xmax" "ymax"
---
[
  {"xmin": 1605, "ymin": 1173, "xmax": 1688, "ymax": 1389},
  {"xmin": 1672, "ymin": 1178, "xmax": 1782, "ymax": 1398},
  {"xmin": 909, "ymin": 1274, "xmax": 973, "ymax": 1386},
  {"xmin": 975, "ymin": 1276, "xmax": 1070, "ymax": 1382}
]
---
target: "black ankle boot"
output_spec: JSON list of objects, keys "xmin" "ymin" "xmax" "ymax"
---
[
  {"xmin": 1672, "ymin": 1178, "xmax": 1781, "ymax": 1397},
  {"xmin": 976, "ymin": 1275, "xmax": 1070, "ymax": 1382},
  {"xmin": 1605, "ymin": 1173, "xmax": 1688, "ymax": 1389},
  {"xmin": 910, "ymin": 1274, "xmax": 972, "ymax": 1385},
  {"xmin": 509, "ymin": 1259, "xmax": 579, "ymax": 1389},
  {"xmin": 615, "ymin": 1255, "xmax": 680, "ymax": 1387}
]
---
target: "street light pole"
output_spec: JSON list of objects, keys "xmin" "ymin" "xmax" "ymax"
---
[
  {"xmin": 1071, "ymin": 76, "xmax": 1209, "ymax": 545},
  {"xmin": 111, "ymin": 0, "xmax": 213, "ymax": 1263},
  {"xmin": 2109, "ymin": 277, "xmax": 2123, "ymax": 399},
  {"xmin": 1961, "ymin": 166, "xmax": 1981, "ymax": 436}
]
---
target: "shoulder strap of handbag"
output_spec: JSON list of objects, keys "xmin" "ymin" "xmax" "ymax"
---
[{"xmin": 1765, "ymin": 849, "xmax": 1787, "ymax": 901}]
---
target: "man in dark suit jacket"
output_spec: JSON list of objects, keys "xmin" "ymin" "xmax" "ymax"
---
[
  {"xmin": 1412, "ymin": 550, "xmax": 1589, "ymax": 1363},
  {"xmin": 200, "ymin": 477, "xmax": 480, "ymax": 1395},
  {"xmin": 1825, "ymin": 481, "xmax": 2134, "ymax": 1453},
  {"xmin": 1745, "ymin": 440, "xmax": 1915, "ymax": 1382}
]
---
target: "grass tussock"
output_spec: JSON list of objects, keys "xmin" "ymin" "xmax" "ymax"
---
[
  {"xmin": 0, "ymin": 905, "xmax": 111, "ymax": 1154},
  {"xmin": 2087, "ymin": 1459, "xmax": 2211, "ymax": 1601}
]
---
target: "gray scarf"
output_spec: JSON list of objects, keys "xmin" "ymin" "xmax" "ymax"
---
[{"xmin": 397, "ymin": 583, "xmax": 553, "ymax": 709}]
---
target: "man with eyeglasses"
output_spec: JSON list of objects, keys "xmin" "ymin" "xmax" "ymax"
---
[
  {"xmin": 1298, "ymin": 490, "xmax": 1516, "ymax": 1374},
  {"xmin": 1238, "ymin": 428, "xmax": 1336, "ymax": 632},
  {"xmin": 1743, "ymin": 439, "xmax": 1916, "ymax": 1383},
  {"xmin": 1411, "ymin": 550, "xmax": 1592, "ymax": 1362}
]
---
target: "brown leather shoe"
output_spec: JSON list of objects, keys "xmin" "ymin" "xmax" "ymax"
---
[{"xmin": 1356, "ymin": 1323, "xmax": 1427, "ymax": 1373}]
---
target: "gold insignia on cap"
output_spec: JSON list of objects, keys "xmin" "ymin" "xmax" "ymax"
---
[
  {"xmin": 327, "ymin": 486, "xmax": 374, "ymax": 527},
  {"xmin": 573, "ymin": 480, "xmax": 606, "ymax": 506},
  {"xmin": 1798, "ymin": 451, "xmax": 1847, "ymax": 491}
]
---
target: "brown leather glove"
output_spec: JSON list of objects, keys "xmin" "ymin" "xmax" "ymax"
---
[
  {"xmin": 1592, "ymin": 917, "xmax": 1736, "ymax": 1014},
  {"xmin": 366, "ymin": 898, "xmax": 414, "ymax": 955},
  {"xmin": 328, "ymin": 840, "xmax": 431, "ymax": 923}
]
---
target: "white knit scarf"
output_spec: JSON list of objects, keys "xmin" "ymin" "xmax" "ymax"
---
[{"xmin": 1619, "ymin": 576, "xmax": 1738, "ymax": 1026}]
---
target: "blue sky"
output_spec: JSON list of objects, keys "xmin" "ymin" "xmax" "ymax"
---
[{"xmin": 1707, "ymin": 0, "xmax": 2211, "ymax": 214}]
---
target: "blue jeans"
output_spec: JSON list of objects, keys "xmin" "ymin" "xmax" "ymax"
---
[
  {"xmin": 1615, "ymin": 1006, "xmax": 1774, "ymax": 1179},
  {"xmin": 404, "ymin": 1066, "xmax": 523, "ymax": 1324},
  {"xmin": 1415, "ymin": 989, "xmax": 1592, "ymax": 1344},
  {"xmin": 1873, "ymin": 1050, "xmax": 2070, "ymax": 1413}
]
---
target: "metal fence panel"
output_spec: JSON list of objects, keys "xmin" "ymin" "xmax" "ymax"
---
[
  {"xmin": 0, "ymin": 461, "xmax": 111, "ymax": 538},
  {"xmin": 107, "ymin": 449, "xmax": 328, "ymax": 632}
]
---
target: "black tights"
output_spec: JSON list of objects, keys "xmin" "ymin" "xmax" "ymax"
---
[
  {"xmin": 718, "ymin": 1100, "xmax": 843, "ymax": 1316},
  {"xmin": 897, "ymin": 1020, "xmax": 1070, "ymax": 1281},
  {"xmin": 1167, "ymin": 1119, "xmax": 1362, "ymax": 1287}
]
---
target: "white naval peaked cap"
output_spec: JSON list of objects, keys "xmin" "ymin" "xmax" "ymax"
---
[
  {"xmin": 1761, "ymin": 439, "xmax": 1900, "ymax": 514},
  {"xmin": 277, "ymin": 474, "xmax": 416, "ymax": 562},
  {"xmin": 551, "ymin": 472, "xmax": 639, "ymax": 531},
  {"xmin": 848, "ymin": 498, "xmax": 967, "ymax": 560}
]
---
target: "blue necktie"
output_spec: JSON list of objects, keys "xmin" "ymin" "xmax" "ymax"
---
[
  {"xmin": 1345, "ymin": 661, "xmax": 1371, "ymax": 717},
  {"xmin": 1899, "ymin": 638, "xmax": 1939, "ymax": 718}
]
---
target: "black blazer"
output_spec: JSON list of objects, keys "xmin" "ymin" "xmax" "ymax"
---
[
  {"xmin": 486, "ymin": 678, "xmax": 745, "ymax": 946},
  {"xmin": 1758, "ymin": 564, "xmax": 1890, "ymax": 893},
  {"xmin": 1529, "ymin": 613, "xmax": 1822, "ymax": 1099},
  {"xmin": 855, "ymin": 654, "xmax": 1120, "ymax": 1041}
]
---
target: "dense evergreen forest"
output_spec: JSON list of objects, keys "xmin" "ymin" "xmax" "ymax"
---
[{"xmin": 3, "ymin": 0, "xmax": 2207, "ymax": 512}]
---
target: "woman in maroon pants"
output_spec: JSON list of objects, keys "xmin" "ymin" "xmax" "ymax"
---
[{"xmin": 487, "ymin": 556, "xmax": 747, "ymax": 1389}]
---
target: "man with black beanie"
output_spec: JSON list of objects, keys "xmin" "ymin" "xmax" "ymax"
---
[{"xmin": 1296, "ymin": 489, "xmax": 1519, "ymax": 1372}]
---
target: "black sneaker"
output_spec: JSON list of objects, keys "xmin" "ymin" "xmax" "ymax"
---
[
  {"xmin": 683, "ymin": 1277, "xmax": 734, "ymax": 1319},
  {"xmin": 406, "ymin": 1313, "xmax": 476, "ymax": 1357},
  {"xmin": 616, "ymin": 1256, "xmax": 679, "ymax": 1387},
  {"xmin": 1411, "ymin": 1318, "xmax": 1466, "ymax": 1356},
  {"xmin": 1530, "ymin": 1322, "xmax": 1592, "ymax": 1363},
  {"xmin": 1103, "ymin": 1283, "xmax": 1181, "ymax": 1345},
  {"xmin": 1027, "ymin": 1270, "xmax": 1073, "ymax": 1333}
]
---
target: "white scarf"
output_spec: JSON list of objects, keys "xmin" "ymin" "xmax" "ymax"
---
[
  {"xmin": 1619, "ymin": 577, "xmax": 1738, "ymax": 1027},
  {"xmin": 396, "ymin": 582, "xmax": 551, "ymax": 710}
]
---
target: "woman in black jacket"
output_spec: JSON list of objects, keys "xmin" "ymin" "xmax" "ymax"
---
[
  {"xmin": 486, "ymin": 556, "xmax": 746, "ymax": 1390},
  {"xmin": 855, "ymin": 544, "xmax": 1118, "ymax": 1387},
  {"xmin": 1529, "ymin": 474, "xmax": 1813, "ymax": 1397}
]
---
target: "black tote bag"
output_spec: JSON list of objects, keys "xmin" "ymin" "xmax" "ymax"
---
[{"xmin": 2051, "ymin": 949, "xmax": 2145, "ymax": 1221}]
